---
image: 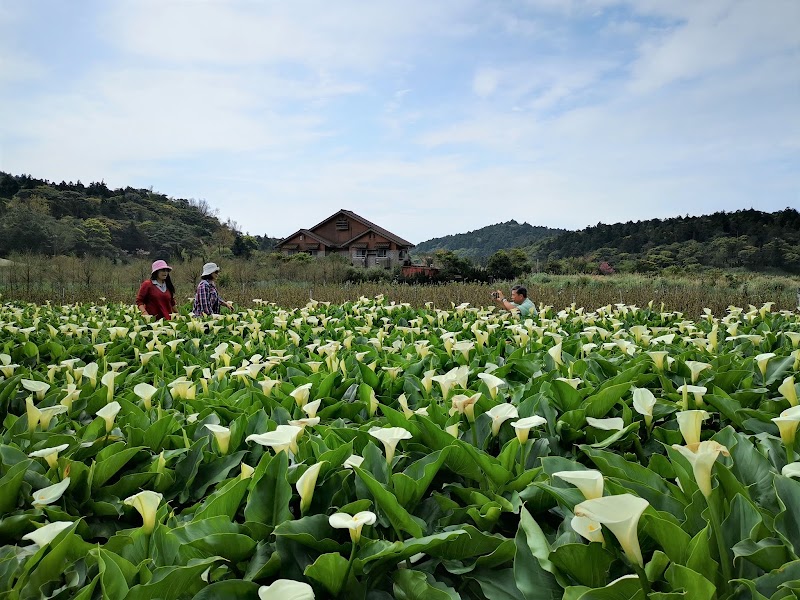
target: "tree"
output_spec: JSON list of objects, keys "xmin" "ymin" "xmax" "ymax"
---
[
  {"xmin": 232, "ymin": 234, "xmax": 259, "ymax": 258},
  {"xmin": 487, "ymin": 249, "xmax": 530, "ymax": 280}
]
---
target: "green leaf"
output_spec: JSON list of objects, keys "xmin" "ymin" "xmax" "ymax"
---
[
  {"xmin": 91, "ymin": 444, "xmax": 148, "ymax": 489},
  {"xmin": 733, "ymin": 538, "xmax": 792, "ymax": 573},
  {"xmin": 244, "ymin": 451, "xmax": 292, "ymax": 529},
  {"xmin": 0, "ymin": 460, "xmax": 29, "ymax": 513},
  {"xmin": 514, "ymin": 505, "xmax": 563, "ymax": 600},
  {"xmin": 393, "ymin": 569, "xmax": 459, "ymax": 600},
  {"xmin": 468, "ymin": 568, "xmax": 525, "ymax": 600},
  {"xmin": 664, "ymin": 564, "xmax": 715, "ymax": 600},
  {"xmin": 774, "ymin": 476, "xmax": 800, "ymax": 556},
  {"xmin": 191, "ymin": 580, "xmax": 261, "ymax": 600},
  {"xmin": 194, "ymin": 477, "xmax": 250, "ymax": 521},
  {"xmin": 125, "ymin": 556, "xmax": 224, "ymax": 600},
  {"xmin": 97, "ymin": 547, "xmax": 135, "ymax": 600},
  {"xmin": 354, "ymin": 466, "xmax": 425, "ymax": 538},
  {"xmin": 565, "ymin": 575, "xmax": 646, "ymax": 600},
  {"xmin": 583, "ymin": 382, "xmax": 630, "ymax": 419},
  {"xmin": 274, "ymin": 514, "xmax": 343, "ymax": 553},
  {"xmin": 304, "ymin": 552, "xmax": 352, "ymax": 597},
  {"xmin": 550, "ymin": 543, "xmax": 615, "ymax": 588}
]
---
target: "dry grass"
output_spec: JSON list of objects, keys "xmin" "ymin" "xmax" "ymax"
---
[{"xmin": 0, "ymin": 254, "xmax": 797, "ymax": 316}]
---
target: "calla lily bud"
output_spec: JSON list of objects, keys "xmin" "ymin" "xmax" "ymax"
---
[
  {"xmin": 101, "ymin": 371, "xmax": 119, "ymax": 403},
  {"xmin": 124, "ymin": 490, "xmax": 163, "ymax": 534},
  {"xmin": 204, "ymin": 424, "xmax": 231, "ymax": 454},
  {"xmin": 574, "ymin": 494, "xmax": 650, "ymax": 567},
  {"xmin": 671, "ymin": 441, "xmax": 730, "ymax": 498},
  {"xmin": 369, "ymin": 426, "xmax": 413, "ymax": 463},
  {"xmin": 329, "ymin": 510, "xmax": 377, "ymax": 543},
  {"xmin": 296, "ymin": 461, "xmax": 325, "ymax": 514},
  {"xmin": 676, "ymin": 410, "xmax": 710, "ymax": 446},
  {"xmin": 553, "ymin": 470, "xmax": 604, "ymax": 500}
]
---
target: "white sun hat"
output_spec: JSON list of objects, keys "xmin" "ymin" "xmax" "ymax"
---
[{"xmin": 201, "ymin": 262, "xmax": 220, "ymax": 277}]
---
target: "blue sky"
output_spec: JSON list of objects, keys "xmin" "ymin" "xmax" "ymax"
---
[{"xmin": 0, "ymin": 0, "xmax": 797, "ymax": 243}]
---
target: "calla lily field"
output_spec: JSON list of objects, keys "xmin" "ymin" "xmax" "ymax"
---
[{"xmin": 1, "ymin": 296, "xmax": 799, "ymax": 599}]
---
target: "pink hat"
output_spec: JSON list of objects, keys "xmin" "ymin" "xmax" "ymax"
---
[{"xmin": 151, "ymin": 259, "xmax": 172, "ymax": 274}]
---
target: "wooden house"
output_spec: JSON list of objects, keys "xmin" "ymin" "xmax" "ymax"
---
[{"xmin": 275, "ymin": 210, "xmax": 414, "ymax": 269}]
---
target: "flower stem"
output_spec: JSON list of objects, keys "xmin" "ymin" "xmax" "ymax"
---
[
  {"xmin": 707, "ymin": 496, "xmax": 732, "ymax": 594},
  {"xmin": 339, "ymin": 540, "xmax": 358, "ymax": 598},
  {"xmin": 631, "ymin": 562, "xmax": 651, "ymax": 596}
]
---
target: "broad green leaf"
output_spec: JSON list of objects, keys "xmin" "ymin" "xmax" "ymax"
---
[
  {"xmin": 354, "ymin": 466, "xmax": 425, "ymax": 538},
  {"xmin": 393, "ymin": 569, "xmax": 460, "ymax": 600},
  {"xmin": 244, "ymin": 451, "xmax": 292, "ymax": 528},
  {"xmin": 304, "ymin": 552, "xmax": 352, "ymax": 597},
  {"xmin": 514, "ymin": 505, "xmax": 563, "ymax": 600}
]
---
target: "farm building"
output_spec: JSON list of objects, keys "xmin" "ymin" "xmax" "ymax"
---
[{"xmin": 275, "ymin": 209, "xmax": 414, "ymax": 269}]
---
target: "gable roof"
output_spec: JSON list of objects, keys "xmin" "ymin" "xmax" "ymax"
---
[
  {"xmin": 276, "ymin": 209, "xmax": 414, "ymax": 249},
  {"xmin": 275, "ymin": 228, "xmax": 335, "ymax": 248}
]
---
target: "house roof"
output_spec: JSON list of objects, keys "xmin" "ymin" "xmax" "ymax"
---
[
  {"xmin": 275, "ymin": 228, "xmax": 335, "ymax": 248},
  {"xmin": 275, "ymin": 210, "xmax": 415, "ymax": 250}
]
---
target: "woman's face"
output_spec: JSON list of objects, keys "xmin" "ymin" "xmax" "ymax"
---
[{"xmin": 155, "ymin": 269, "xmax": 169, "ymax": 282}]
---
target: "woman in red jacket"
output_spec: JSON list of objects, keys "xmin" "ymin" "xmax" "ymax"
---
[{"xmin": 136, "ymin": 259, "xmax": 176, "ymax": 319}]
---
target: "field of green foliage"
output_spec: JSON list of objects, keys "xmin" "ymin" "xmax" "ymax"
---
[{"xmin": 1, "ymin": 296, "xmax": 799, "ymax": 599}]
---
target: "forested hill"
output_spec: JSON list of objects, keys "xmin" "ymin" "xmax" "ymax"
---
[
  {"xmin": 413, "ymin": 220, "xmax": 566, "ymax": 262},
  {"xmin": 0, "ymin": 172, "xmax": 277, "ymax": 259},
  {"xmin": 526, "ymin": 208, "xmax": 800, "ymax": 274}
]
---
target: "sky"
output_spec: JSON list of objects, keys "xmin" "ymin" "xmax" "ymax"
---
[{"xmin": 0, "ymin": 0, "xmax": 798, "ymax": 244}]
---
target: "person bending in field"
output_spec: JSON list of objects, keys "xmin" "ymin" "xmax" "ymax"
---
[
  {"xmin": 192, "ymin": 262, "xmax": 233, "ymax": 316},
  {"xmin": 493, "ymin": 285, "xmax": 537, "ymax": 318},
  {"xmin": 136, "ymin": 259, "xmax": 177, "ymax": 320}
]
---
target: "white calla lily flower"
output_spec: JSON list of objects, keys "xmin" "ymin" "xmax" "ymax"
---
[
  {"xmin": 134, "ymin": 383, "xmax": 158, "ymax": 410},
  {"xmin": 781, "ymin": 462, "xmax": 800, "ymax": 478},
  {"xmin": 290, "ymin": 383, "xmax": 313, "ymax": 407},
  {"xmin": 38, "ymin": 405, "xmax": 68, "ymax": 429},
  {"xmin": 22, "ymin": 379, "xmax": 50, "ymax": 401},
  {"xmin": 510, "ymin": 416, "xmax": 547, "ymax": 444},
  {"xmin": 246, "ymin": 425, "xmax": 303, "ymax": 455},
  {"xmin": 755, "ymin": 353, "xmax": 776, "ymax": 378},
  {"xmin": 343, "ymin": 455, "xmax": 365, "ymax": 469},
  {"xmin": 571, "ymin": 515, "xmax": 604, "ymax": 543},
  {"xmin": 303, "ymin": 399, "xmax": 322, "ymax": 418},
  {"xmin": 124, "ymin": 490, "xmax": 163, "ymax": 533},
  {"xmin": 258, "ymin": 580, "xmax": 316, "ymax": 600},
  {"xmin": 632, "ymin": 388, "xmax": 656, "ymax": 427},
  {"xmin": 204, "ymin": 423, "xmax": 231, "ymax": 454},
  {"xmin": 450, "ymin": 393, "xmax": 481, "ymax": 422},
  {"xmin": 30, "ymin": 444, "xmax": 69, "ymax": 469},
  {"xmin": 772, "ymin": 405, "xmax": 800, "ymax": 448},
  {"xmin": 586, "ymin": 417, "xmax": 624, "ymax": 431},
  {"xmin": 778, "ymin": 376, "xmax": 798, "ymax": 407},
  {"xmin": 22, "ymin": 521, "xmax": 74, "ymax": 547},
  {"xmin": 486, "ymin": 403, "xmax": 519, "ymax": 436},
  {"xmin": 574, "ymin": 494, "xmax": 650, "ymax": 567},
  {"xmin": 477, "ymin": 373, "xmax": 506, "ymax": 399},
  {"xmin": 676, "ymin": 410, "xmax": 710, "ymax": 446},
  {"xmin": 32, "ymin": 477, "xmax": 71, "ymax": 507},
  {"xmin": 553, "ymin": 470, "xmax": 604, "ymax": 500},
  {"xmin": 369, "ymin": 426, "xmax": 413, "ymax": 463},
  {"xmin": 671, "ymin": 441, "xmax": 730, "ymax": 498},
  {"xmin": 96, "ymin": 401, "xmax": 121, "ymax": 432},
  {"xmin": 329, "ymin": 510, "xmax": 377, "ymax": 543},
  {"xmin": 296, "ymin": 461, "xmax": 325, "ymax": 513}
]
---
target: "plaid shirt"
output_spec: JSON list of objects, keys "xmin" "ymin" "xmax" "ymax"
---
[{"xmin": 192, "ymin": 280, "xmax": 224, "ymax": 316}]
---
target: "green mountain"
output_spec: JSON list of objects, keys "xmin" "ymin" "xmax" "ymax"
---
[
  {"xmin": 0, "ymin": 172, "xmax": 259, "ymax": 260},
  {"xmin": 413, "ymin": 220, "xmax": 566, "ymax": 263},
  {"xmin": 525, "ymin": 208, "xmax": 800, "ymax": 274}
]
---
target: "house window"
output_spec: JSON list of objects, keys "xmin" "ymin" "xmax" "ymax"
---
[
  {"xmin": 336, "ymin": 219, "xmax": 349, "ymax": 230},
  {"xmin": 355, "ymin": 248, "xmax": 366, "ymax": 257},
  {"xmin": 377, "ymin": 249, "xmax": 387, "ymax": 258},
  {"xmin": 306, "ymin": 250, "xmax": 317, "ymax": 256},
  {"xmin": 299, "ymin": 235, "xmax": 304, "ymax": 240},
  {"xmin": 398, "ymin": 250, "xmax": 405, "ymax": 259}
]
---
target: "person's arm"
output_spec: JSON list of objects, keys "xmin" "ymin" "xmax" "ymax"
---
[
  {"xmin": 494, "ymin": 290, "xmax": 517, "ymax": 312},
  {"xmin": 135, "ymin": 281, "xmax": 151, "ymax": 316}
]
